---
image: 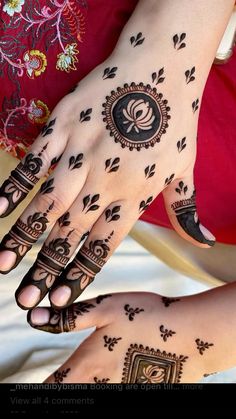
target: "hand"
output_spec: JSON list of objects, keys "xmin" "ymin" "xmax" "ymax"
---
[{"xmin": 0, "ymin": 0, "xmax": 232, "ymax": 310}]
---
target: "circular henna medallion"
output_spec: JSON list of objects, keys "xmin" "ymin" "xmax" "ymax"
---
[{"xmin": 102, "ymin": 82, "xmax": 171, "ymax": 151}]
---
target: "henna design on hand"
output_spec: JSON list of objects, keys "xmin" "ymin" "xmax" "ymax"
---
[
  {"xmin": 165, "ymin": 173, "xmax": 175, "ymax": 186},
  {"xmin": 161, "ymin": 296, "xmax": 180, "ymax": 307},
  {"xmin": 82, "ymin": 194, "xmax": 100, "ymax": 213},
  {"xmin": 130, "ymin": 32, "xmax": 145, "ymax": 47},
  {"xmin": 103, "ymin": 335, "xmax": 122, "ymax": 351},
  {"xmin": 105, "ymin": 157, "xmax": 120, "ymax": 173},
  {"xmin": 173, "ymin": 33, "xmax": 186, "ymax": 50},
  {"xmin": 0, "ymin": 203, "xmax": 53, "ymax": 274},
  {"xmin": 68, "ymin": 153, "xmax": 84, "ymax": 170},
  {"xmin": 80, "ymin": 109, "xmax": 92, "ymax": 122},
  {"xmin": 41, "ymin": 118, "xmax": 56, "ymax": 137},
  {"xmin": 177, "ymin": 137, "xmax": 186, "ymax": 153},
  {"xmin": 171, "ymin": 191, "xmax": 215, "ymax": 245},
  {"xmin": 58, "ymin": 212, "xmax": 71, "ymax": 227},
  {"xmin": 102, "ymin": 83, "xmax": 170, "ymax": 151},
  {"xmin": 105, "ymin": 206, "xmax": 121, "ymax": 222},
  {"xmin": 122, "ymin": 344, "xmax": 188, "ymax": 383},
  {"xmin": 54, "ymin": 368, "xmax": 71, "ymax": 383},
  {"xmin": 94, "ymin": 377, "xmax": 110, "ymax": 383},
  {"xmin": 51, "ymin": 154, "xmax": 62, "ymax": 167},
  {"xmin": 102, "ymin": 67, "xmax": 118, "ymax": 80},
  {"xmin": 139, "ymin": 196, "xmax": 153, "ymax": 213},
  {"xmin": 175, "ymin": 181, "xmax": 188, "ymax": 195},
  {"xmin": 16, "ymin": 233, "xmax": 72, "ymax": 308},
  {"xmin": 144, "ymin": 164, "xmax": 156, "ymax": 179},
  {"xmin": 96, "ymin": 294, "xmax": 112, "ymax": 304},
  {"xmin": 50, "ymin": 232, "xmax": 114, "ymax": 307},
  {"xmin": 124, "ymin": 304, "xmax": 144, "ymax": 321},
  {"xmin": 192, "ymin": 99, "xmax": 199, "ymax": 113},
  {"xmin": 40, "ymin": 178, "xmax": 55, "ymax": 194},
  {"xmin": 160, "ymin": 325, "xmax": 176, "ymax": 342},
  {"xmin": 0, "ymin": 145, "xmax": 48, "ymax": 217},
  {"xmin": 151, "ymin": 68, "xmax": 165, "ymax": 85},
  {"xmin": 185, "ymin": 67, "xmax": 195, "ymax": 84},
  {"xmin": 195, "ymin": 338, "xmax": 214, "ymax": 355},
  {"xmin": 28, "ymin": 306, "xmax": 75, "ymax": 333}
]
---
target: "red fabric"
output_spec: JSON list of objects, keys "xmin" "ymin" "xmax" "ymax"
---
[
  {"xmin": 0, "ymin": 1, "xmax": 235, "ymax": 244},
  {"xmin": 141, "ymin": 51, "xmax": 236, "ymax": 244}
]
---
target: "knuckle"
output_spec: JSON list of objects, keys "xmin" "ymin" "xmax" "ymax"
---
[{"xmin": 35, "ymin": 190, "xmax": 66, "ymax": 216}]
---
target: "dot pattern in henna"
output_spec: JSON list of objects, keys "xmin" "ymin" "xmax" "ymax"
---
[
  {"xmin": 122, "ymin": 344, "xmax": 188, "ymax": 383},
  {"xmin": 50, "ymin": 232, "xmax": 114, "ymax": 308},
  {"xmin": 102, "ymin": 82, "xmax": 170, "ymax": 151},
  {"xmin": 0, "ymin": 202, "xmax": 54, "ymax": 274}
]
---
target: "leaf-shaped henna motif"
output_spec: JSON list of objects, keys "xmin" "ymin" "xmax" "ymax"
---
[
  {"xmin": 130, "ymin": 32, "xmax": 145, "ymax": 47},
  {"xmin": 165, "ymin": 174, "xmax": 175, "ymax": 186},
  {"xmin": 105, "ymin": 157, "xmax": 120, "ymax": 173},
  {"xmin": 195, "ymin": 338, "xmax": 214, "ymax": 355},
  {"xmin": 124, "ymin": 304, "xmax": 144, "ymax": 321},
  {"xmin": 144, "ymin": 164, "xmax": 156, "ymax": 179},
  {"xmin": 177, "ymin": 137, "xmax": 186, "ymax": 153},
  {"xmin": 102, "ymin": 67, "xmax": 118, "ymax": 80},
  {"xmin": 173, "ymin": 33, "xmax": 186, "ymax": 50},
  {"xmin": 151, "ymin": 68, "xmax": 165, "ymax": 85},
  {"xmin": 139, "ymin": 196, "xmax": 153, "ymax": 213},
  {"xmin": 68, "ymin": 153, "xmax": 84, "ymax": 170},
  {"xmin": 40, "ymin": 178, "xmax": 55, "ymax": 194},
  {"xmin": 80, "ymin": 108, "xmax": 92, "ymax": 122},
  {"xmin": 160, "ymin": 324, "xmax": 176, "ymax": 342},
  {"xmin": 58, "ymin": 212, "xmax": 70, "ymax": 227},
  {"xmin": 192, "ymin": 99, "xmax": 199, "ymax": 113},
  {"xmin": 54, "ymin": 368, "xmax": 71, "ymax": 383},
  {"xmin": 175, "ymin": 181, "xmax": 188, "ymax": 195},
  {"xmin": 105, "ymin": 205, "xmax": 121, "ymax": 222},
  {"xmin": 185, "ymin": 67, "xmax": 195, "ymax": 84},
  {"xmin": 41, "ymin": 118, "xmax": 56, "ymax": 137},
  {"xmin": 103, "ymin": 335, "xmax": 122, "ymax": 351},
  {"xmin": 82, "ymin": 194, "xmax": 100, "ymax": 213}
]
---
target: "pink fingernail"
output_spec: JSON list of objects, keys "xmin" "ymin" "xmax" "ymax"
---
[
  {"xmin": 0, "ymin": 251, "xmax": 17, "ymax": 270},
  {"xmin": 199, "ymin": 224, "xmax": 215, "ymax": 242},
  {"xmin": 18, "ymin": 285, "xmax": 41, "ymax": 308},
  {"xmin": 50, "ymin": 286, "xmax": 71, "ymax": 306},
  {"xmin": 0, "ymin": 197, "xmax": 9, "ymax": 215},
  {"xmin": 30, "ymin": 308, "xmax": 50, "ymax": 325}
]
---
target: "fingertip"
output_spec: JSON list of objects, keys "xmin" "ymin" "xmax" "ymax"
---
[
  {"xmin": 49, "ymin": 285, "xmax": 72, "ymax": 308},
  {"xmin": 0, "ymin": 197, "xmax": 9, "ymax": 217},
  {"xmin": 28, "ymin": 307, "xmax": 50, "ymax": 326}
]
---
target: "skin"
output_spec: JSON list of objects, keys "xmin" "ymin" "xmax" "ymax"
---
[
  {"xmin": 0, "ymin": 0, "xmax": 234, "ymax": 311},
  {"xmin": 27, "ymin": 282, "xmax": 236, "ymax": 383}
]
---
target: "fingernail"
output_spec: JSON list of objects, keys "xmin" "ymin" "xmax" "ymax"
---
[
  {"xmin": 30, "ymin": 307, "xmax": 50, "ymax": 325},
  {"xmin": 50, "ymin": 286, "xmax": 71, "ymax": 307},
  {"xmin": 17, "ymin": 285, "xmax": 41, "ymax": 308},
  {"xmin": 0, "ymin": 251, "xmax": 16, "ymax": 271},
  {"xmin": 199, "ymin": 224, "xmax": 215, "ymax": 243},
  {"xmin": 0, "ymin": 197, "xmax": 8, "ymax": 216}
]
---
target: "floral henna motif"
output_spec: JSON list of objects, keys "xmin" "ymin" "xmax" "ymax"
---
[
  {"xmin": 195, "ymin": 338, "xmax": 214, "ymax": 355},
  {"xmin": 160, "ymin": 325, "xmax": 176, "ymax": 342},
  {"xmin": 171, "ymin": 191, "xmax": 215, "ymax": 246},
  {"xmin": 103, "ymin": 335, "xmax": 122, "ymax": 351},
  {"xmin": 102, "ymin": 83, "xmax": 170, "ymax": 151},
  {"xmin": 0, "ymin": 203, "xmax": 53, "ymax": 274},
  {"xmin": 50, "ymin": 232, "xmax": 114, "ymax": 307},
  {"xmin": 122, "ymin": 344, "xmax": 188, "ymax": 383},
  {"xmin": 54, "ymin": 368, "xmax": 71, "ymax": 383},
  {"xmin": 124, "ymin": 304, "xmax": 144, "ymax": 321},
  {"xmin": 0, "ymin": 143, "xmax": 49, "ymax": 217},
  {"xmin": 161, "ymin": 297, "xmax": 180, "ymax": 307},
  {"xmin": 94, "ymin": 377, "xmax": 110, "ymax": 383},
  {"xmin": 28, "ymin": 306, "xmax": 75, "ymax": 333}
]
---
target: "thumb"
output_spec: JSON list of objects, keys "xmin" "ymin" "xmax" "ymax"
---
[
  {"xmin": 162, "ymin": 173, "xmax": 215, "ymax": 248},
  {"xmin": 27, "ymin": 293, "xmax": 113, "ymax": 333}
]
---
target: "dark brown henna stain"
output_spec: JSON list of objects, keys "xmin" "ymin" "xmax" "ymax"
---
[
  {"xmin": 171, "ymin": 191, "xmax": 215, "ymax": 246},
  {"xmin": 102, "ymin": 67, "xmax": 118, "ymax": 80},
  {"xmin": 165, "ymin": 174, "xmax": 175, "ymax": 186},
  {"xmin": 103, "ymin": 335, "xmax": 122, "ymax": 351},
  {"xmin": 122, "ymin": 344, "xmax": 188, "ymax": 383},
  {"xmin": 79, "ymin": 109, "xmax": 92, "ymax": 122},
  {"xmin": 102, "ymin": 83, "xmax": 170, "ymax": 151},
  {"xmin": 41, "ymin": 118, "xmax": 56, "ymax": 137},
  {"xmin": 175, "ymin": 181, "xmax": 188, "ymax": 195},
  {"xmin": 54, "ymin": 368, "xmax": 71, "ymax": 383},
  {"xmin": 50, "ymin": 233, "xmax": 114, "ymax": 308},
  {"xmin": 192, "ymin": 99, "xmax": 199, "ymax": 113},
  {"xmin": 203, "ymin": 372, "xmax": 217, "ymax": 378},
  {"xmin": 0, "ymin": 203, "xmax": 53, "ymax": 274},
  {"xmin": 139, "ymin": 196, "xmax": 153, "ymax": 213},
  {"xmin": 144, "ymin": 164, "xmax": 155, "ymax": 179},
  {"xmin": 82, "ymin": 194, "xmax": 100, "ymax": 213},
  {"xmin": 0, "ymin": 145, "xmax": 48, "ymax": 218},
  {"xmin": 160, "ymin": 325, "xmax": 176, "ymax": 342},
  {"xmin": 177, "ymin": 137, "xmax": 186, "ymax": 153},
  {"xmin": 130, "ymin": 32, "xmax": 145, "ymax": 47},
  {"xmin": 151, "ymin": 68, "xmax": 165, "ymax": 85},
  {"xmin": 58, "ymin": 212, "xmax": 71, "ymax": 227},
  {"xmin": 94, "ymin": 377, "xmax": 110, "ymax": 383},
  {"xmin": 195, "ymin": 338, "xmax": 214, "ymax": 355},
  {"xmin": 27, "ymin": 306, "xmax": 74, "ymax": 333},
  {"xmin": 161, "ymin": 297, "xmax": 180, "ymax": 307},
  {"xmin": 124, "ymin": 304, "xmax": 144, "ymax": 321},
  {"xmin": 105, "ymin": 206, "xmax": 121, "ymax": 222},
  {"xmin": 51, "ymin": 154, "xmax": 62, "ymax": 167},
  {"xmin": 40, "ymin": 178, "xmax": 55, "ymax": 194},
  {"xmin": 96, "ymin": 294, "xmax": 112, "ymax": 304},
  {"xmin": 105, "ymin": 158, "xmax": 120, "ymax": 173},
  {"xmin": 173, "ymin": 33, "xmax": 186, "ymax": 50},
  {"xmin": 185, "ymin": 67, "xmax": 195, "ymax": 84},
  {"xmin": 68, "ymin": 153, "xmax": 84, "ymax": 170}
]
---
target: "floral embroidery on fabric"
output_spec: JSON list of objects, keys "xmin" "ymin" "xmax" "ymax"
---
[{"xmin": 0, "ymin": 0, "xmax": 87, "ymax": 157}]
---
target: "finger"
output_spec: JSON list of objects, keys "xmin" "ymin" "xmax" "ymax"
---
[
  {"xmin": 27, "ymin": 293, "xmax": 113, "ymax": 333},
  {"xmin": 49, "ymin": 200, "xmax": 142, "ymax": 308},
  {"xmin": 15, "ymin": 192, "xmax": 106, "ymax": 310},
  {"xmin": 0, "ymin": 147, "xmax": 88, "ymax": 275},
  {"xmin": 162, "ymin": 173, "xmax": 215, "ymax": 247},
  {"xmin": 0, "ymin": 115, "xmax": 66, "ymax": 218}
]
